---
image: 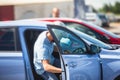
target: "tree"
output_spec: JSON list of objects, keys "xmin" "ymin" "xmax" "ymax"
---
[
  {"xmin": 98, "ymin": 2, "xmax": 120, "ymax": 14},
  {"xmin": 103, "ymin": 4, "xmax": 110, "ymax": 12},
  {"xmin": 113, "ymin": 2, "xmax": 120, "ymax": 14}
]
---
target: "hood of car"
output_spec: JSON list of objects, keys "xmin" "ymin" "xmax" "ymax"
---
[
  {"xmin": 110, "ymin": 44, "xmax": 120, "ymax": 49},
  {"xmin": 100, "ymin": 48, "xmax": 120, "ymax": 59}
]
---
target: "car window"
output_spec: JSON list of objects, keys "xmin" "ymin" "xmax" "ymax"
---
[
  {"xmin": 63, "ymin": 22, "xmax": 112, "ymax": 43},
  {"xmin": 69, "ymin": 28, "xmax": 113, "ymax": 50},
  {"xmin": 51, "ymin": 28, "xmax": 87, "ymax": 54},
  {"xmin": 65, "ymin": 23, "xmax": 97, "ymax": 38},
  {"xmin": 98, "ymin": 14, "xmax": 107, "ymax": 21},
  {"xmin": 82, "ymin": 21, "xmax": 120, "ymax": 38},
  {"xmin": 0, "ymin": 28, "xmax": 19, "ymax": 51}
]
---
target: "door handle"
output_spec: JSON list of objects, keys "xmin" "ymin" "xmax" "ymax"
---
[{"xmin": 68, "ymin": 62, "xmax": 77, "ymax": 68}]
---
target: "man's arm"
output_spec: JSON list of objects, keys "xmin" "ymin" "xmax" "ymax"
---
[{"xmin": 42, "ymin": 60, "xmax": 62, "ymax": 73}]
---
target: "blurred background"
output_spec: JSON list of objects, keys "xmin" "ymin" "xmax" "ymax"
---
[{"xmin": 0, "ymin": 0, "xmax": 120, "ymax": 34}]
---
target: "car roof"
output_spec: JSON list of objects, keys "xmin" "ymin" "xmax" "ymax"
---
[
  {"xmin": 0, "ymin": 20, "xmax": 53, "ymax": 28},
  {"xmin": 19, "ymin": 17, "xmax": 84, "ymax": 23},
  {"xmin": 37, "ymin": 18, "xmax": 94, "ymax": 26}
]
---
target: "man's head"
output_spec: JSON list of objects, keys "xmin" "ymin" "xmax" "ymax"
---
[
  {"xmin": 47, "ymin": 31, "xmax": 54, "ymax": 42},
  {"xmin": 52, "ymin": 7, "xmax": 60, "ymax": 18}
]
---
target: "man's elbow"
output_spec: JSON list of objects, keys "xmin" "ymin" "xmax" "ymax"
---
[{"xmin": 43, "ymin": 64, "xmax": 50, "ymax": 71}]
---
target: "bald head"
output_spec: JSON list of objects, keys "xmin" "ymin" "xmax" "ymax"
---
[
  {"xmin": 46, "ymin": 31, "xmax": 54, "ymax": 42},
  {"xmin": 52, "ymin": 8, "xmax": 60, "ymax": 18}
]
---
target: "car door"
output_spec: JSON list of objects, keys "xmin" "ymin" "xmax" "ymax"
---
[
  {"xmin": 47, "ymin": 24, "xmax": 102, "ymax": 80},
  {"xmin": 0, "ymin": 27, "xmax": 26, "ymax": 80},
  {"xmin": 18, "ymin": 26, "xmax": 47, "ymax": 80}
]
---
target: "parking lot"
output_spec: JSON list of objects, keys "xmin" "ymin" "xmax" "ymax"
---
[{"xmin": 105, "ymin": 22, "xmax": 120, "ymax": 35}]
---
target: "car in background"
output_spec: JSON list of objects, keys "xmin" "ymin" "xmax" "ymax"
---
[
  {"xmin": 106, "ymin": 13, "xmax": 117, "ymax": 22},
  {"xmin": 69, "ymin": 28, "xmax": 119, "ymax": 50},
  {"xmin": 40, "ymin": 18, "xmax": 120, "ymax": 44},
  {"xmin": 85, "ymin": 12, "xmax": 109, "ymax": 27}
]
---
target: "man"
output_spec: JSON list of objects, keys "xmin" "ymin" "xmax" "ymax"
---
[
  {"xmin": 33, "ymin": 31, "xmax": 62, "ymax": 80},
  {"xmin": 52, "ymin": 7, "xmax": 60, "ymax": 18}
]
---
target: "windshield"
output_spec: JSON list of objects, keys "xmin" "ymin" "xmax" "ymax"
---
[
  {"xmin": 68, "ymin": 28, "xmax": 112, "ymax": 49},
  {"xmin": 82, "ymin": 20, "xmax": 120, "ymax": 38},
  {"xmin": 98, "ymin": 14, "xmax": 107, "ymax": 20}
]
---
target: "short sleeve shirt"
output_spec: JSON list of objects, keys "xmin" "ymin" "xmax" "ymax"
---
[{"xmin": 33, "ymin": 31, "xmax": 54, "ymax": 74}]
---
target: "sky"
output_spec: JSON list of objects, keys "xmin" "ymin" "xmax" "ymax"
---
[{"xmin": 85, "ymin": 0, "xmax": 120, "ymax": 10}]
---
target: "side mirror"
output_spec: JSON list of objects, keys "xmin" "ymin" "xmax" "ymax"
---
[{"xmin": 90, "ymin": 44, "xmax": 101, "ymax": 54}]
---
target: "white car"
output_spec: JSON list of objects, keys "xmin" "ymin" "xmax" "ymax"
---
[{"xmin": 85, "ymin": 13, "xmax": 109, "ymax": 27}]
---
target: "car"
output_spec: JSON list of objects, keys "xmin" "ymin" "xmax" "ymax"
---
[
  {"xmin": 39, "ymin": 18, "xmax": 120, "ymax": 44},
  {"xmin": 0, "ymin": 20, "xmax": 120, "ymax": 80},
  {"xmin": 85, "ymin": 12, "xmax": 110, "ymax": 27},
  {"xmin": 106, "ymin": 13, "xmax": 116, "ymax": 22},
  {"xmin": 68, "ymin": 28, "xmax": 120, "ymax": 50}
]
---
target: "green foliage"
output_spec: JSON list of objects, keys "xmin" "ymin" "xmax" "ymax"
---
[
  {"xmin": 114, "ymin": 2, "xmax": 120, "ymax": 14},
  {"xmin": 98, "ymin": 2, "xmax": 120, "ymax": 14}
]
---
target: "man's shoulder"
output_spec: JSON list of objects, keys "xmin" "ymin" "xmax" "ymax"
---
[
  {"xmin": 40, "ymin": 31, "xmax": 47, "ymax": 35},
  {"xmin": 38, "ymin": 31, "xmax": 47, "ymax": 39}
]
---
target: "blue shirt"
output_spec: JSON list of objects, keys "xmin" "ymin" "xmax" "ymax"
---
[{"xmin": 33, "ymin": 31, "xmax": 54, "ymax": 74}]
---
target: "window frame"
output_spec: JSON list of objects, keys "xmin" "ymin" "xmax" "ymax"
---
[{"xmin": 47, "ymin": 24, "xmax": 90, "ymax": 55}]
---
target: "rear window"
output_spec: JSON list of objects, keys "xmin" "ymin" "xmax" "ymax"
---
[
  {"xmin": 98, "ymin": 14, "xmax": 107, "ymax": 20},
  {"xmin": 0, "ymin": 27, "xmax": 21, "ymax": 51}
]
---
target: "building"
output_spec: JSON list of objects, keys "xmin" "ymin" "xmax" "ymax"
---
[{"xmin": 0, "ymin": 0, "xmax": 86, "ymax": 21}]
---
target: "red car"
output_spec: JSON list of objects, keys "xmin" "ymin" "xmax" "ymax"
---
[{"xmin": 40, "ymin": 18, "xmax": 120, "ymax": 44}]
